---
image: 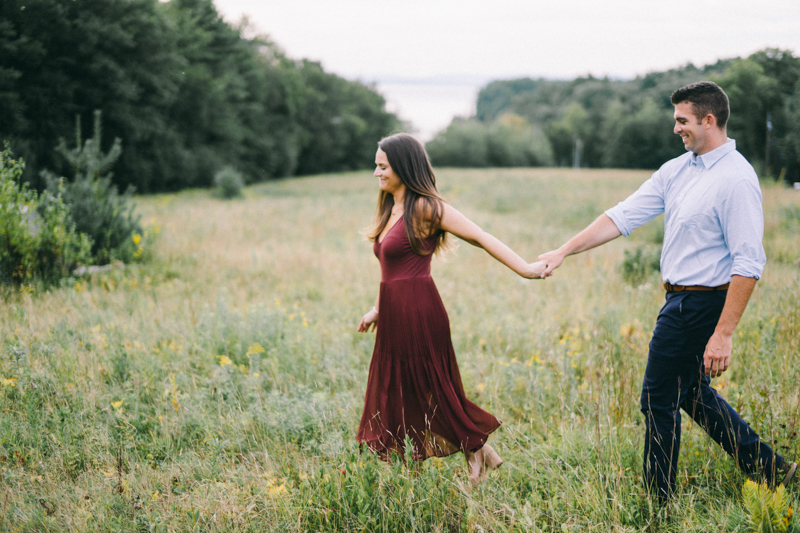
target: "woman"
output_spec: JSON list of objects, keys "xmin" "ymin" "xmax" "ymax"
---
[{"xmin": 356, "ymin": 133, "xmax": 545, "ymax": 485}]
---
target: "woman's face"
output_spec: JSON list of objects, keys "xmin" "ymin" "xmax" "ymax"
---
[{"xmin": 374, "ymin": 148, "xmax": 405, "ymax": 196}]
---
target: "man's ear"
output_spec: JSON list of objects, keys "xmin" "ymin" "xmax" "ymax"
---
[{"xmin": 703, "ymin": 113, "xmax": 716, "ymax": 129}]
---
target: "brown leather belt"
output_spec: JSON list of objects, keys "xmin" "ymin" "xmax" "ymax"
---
[{"xmin": 663, "ymin": 282, "xmax": 730, "ymax": 292}]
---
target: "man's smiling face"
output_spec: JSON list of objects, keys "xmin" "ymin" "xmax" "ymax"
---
[{"xmin": 673, "ymin": 101, "xmax": 710, "ymax": 155}]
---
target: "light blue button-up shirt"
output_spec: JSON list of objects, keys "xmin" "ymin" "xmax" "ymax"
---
[{"xmin": 605, "ymin": 139, "xmax": 766, "ymax": 287}]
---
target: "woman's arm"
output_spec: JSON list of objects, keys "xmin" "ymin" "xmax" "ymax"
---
[
  {"xmin": 439, "ymin": 203, "xmax": 543, "ymax": 279},
  {"xmin": 357, "ymin": 293, "xmax": 380, "ymax": 332}
]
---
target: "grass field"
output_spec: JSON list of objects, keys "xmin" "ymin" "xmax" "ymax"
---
[{"xmin": 1, "ymin": 168, "xmax": 799, "ymax": 532}]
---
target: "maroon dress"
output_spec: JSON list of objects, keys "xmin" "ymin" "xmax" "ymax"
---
[{"xmin": 357, "ymin": 217, "xmax": 501, "ymax": 460}]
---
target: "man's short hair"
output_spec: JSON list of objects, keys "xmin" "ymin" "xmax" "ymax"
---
[{"xmin": 670, "ymin": 82, "xmax": 730, "ymax": 129}]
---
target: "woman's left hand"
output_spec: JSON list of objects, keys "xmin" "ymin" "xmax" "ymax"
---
[{"xmin": 357, "ymin": 308, "xmax": 379, "ymax": 332}]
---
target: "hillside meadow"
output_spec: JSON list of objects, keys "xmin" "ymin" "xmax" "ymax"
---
[{"xmin": 1, "ymin": 168, "xmax": 798, "ymax": 531}]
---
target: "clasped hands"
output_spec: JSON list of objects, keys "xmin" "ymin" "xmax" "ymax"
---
[
  {"xmin": 533, "ymin": 248, "xmax": 564, "ymax": 279},
  {"xmin": 525, "ymin": 248, "xmax": 565, "ymax": 279}
]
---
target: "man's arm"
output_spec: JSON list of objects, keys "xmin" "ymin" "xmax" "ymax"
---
[
  {"xmin": 703, "ymin": 275, "xmax": 757, "ymax": 377},
  {"xmin": 538, "ymin": 214, "xmax": 622, "ymax": 277},
  {"xmin": 538, "ymin": 169, "xmax": 665, "ymax": 277}
]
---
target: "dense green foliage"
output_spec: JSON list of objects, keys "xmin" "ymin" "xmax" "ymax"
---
[
  {"xmin": 0, "ymin": 0, "xmax": 398, "ymax": 192},
  {"xmin": 0, "ymin": 146, "xmax": 91, "ymax": 285},
  {"xmin": 0, "ymin": 168, "xmax": 797, "ymax": 530},
  {"xmin": 426, "ymin": 114, "xmax": 554, "ymax": 168},
  {"xmin": 431, "ymin": 50, "xmax": 800, "ymax": 180}
]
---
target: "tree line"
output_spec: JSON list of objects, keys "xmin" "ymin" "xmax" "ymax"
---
[
  {"xmin": 0, "ymin": 0, "xmax": 399, "ymax": 193},
  {"xmin": 427, "ymin": 49, "xmax": 800, "ymax": 181}
]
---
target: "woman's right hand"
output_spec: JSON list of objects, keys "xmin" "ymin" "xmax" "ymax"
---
[
  {"xmin": 357, "ymin": 308, "xmax": 379, "ymax": 332},
  {"xmin": 525, "ymin": 260, "xmax": 547, "ymax": 279}
]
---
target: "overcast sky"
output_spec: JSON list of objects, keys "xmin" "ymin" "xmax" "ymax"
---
[{"xmin": 213, "ymin": 0, "xmax": 800, "ymax": 82}]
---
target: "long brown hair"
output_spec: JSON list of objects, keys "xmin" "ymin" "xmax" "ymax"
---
[{"xmin": 365, "ymin": 133, "xmax": 449, "ymax": 255}]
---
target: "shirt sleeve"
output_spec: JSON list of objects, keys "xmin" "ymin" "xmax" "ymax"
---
[
  {"xmin": 604, "ymin": 170, "xmax": 665, "ymax": 237},
  {"xmin": 721, "ymin": 177, "xmax": 766, "ymax": 279}
]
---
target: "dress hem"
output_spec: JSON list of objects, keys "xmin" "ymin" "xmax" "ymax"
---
[{"xmin": 356, "ymin": 423, "xmax": 501, "ymax": 462}]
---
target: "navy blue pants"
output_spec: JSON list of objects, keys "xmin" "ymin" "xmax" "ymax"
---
[{"xmin": 641, "ymin": 290, "xmax": 783, "ymax": 501}]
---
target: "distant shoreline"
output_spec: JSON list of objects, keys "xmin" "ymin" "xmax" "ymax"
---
[{"xmin": 372, "ymin": 80, "xmax": 483, "ymax": 142}]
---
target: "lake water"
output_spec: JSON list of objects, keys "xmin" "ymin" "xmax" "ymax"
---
[{"xmin": 374, "ymin": 81, "xmax": 483, "ymax": 143}]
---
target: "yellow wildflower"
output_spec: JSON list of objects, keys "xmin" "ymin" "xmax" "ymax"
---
[
  {"xmin": 132, "ymin": 233, "xmax": 142, "ymax": 246},
  {"xmin": 217, "ymin": 355, "xmax": 233, "ymax": 366},
  {"xmin": 266, "ymin": 478, "xmax": 288, "ymax": 497},
  {"xmin": 111, "ymin": 400, "xmax": 124, "ymax": 410},
  {"xmin": 246, "ymin": 343, "xmax": 265, "ymax": 356}
]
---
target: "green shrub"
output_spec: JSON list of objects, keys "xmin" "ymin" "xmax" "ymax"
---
[
  {"xmin": 426, "ymin": 114, "xmax": 553, "ymax": 168},
  {"xmin": 425, "ymin": 119, "xmax": 490, "ymax": 167},
  {"xmin": 780, "ymin": 203, "xmax": 800, "ymax": 229},
  {"xmin": 487, "ymin": 113, "xmax": 554, "ymax": 167},
  {"xmin": 0, "ymin": 145, "xmax": 91, "ymax": 285},
  {"xmin": 41, "ymin": 111, "xmax": 142, "ymax": 264},
  {"xmin": 742, "ymin": 480, "xmax": 793, "ymax": 533},
  {"xmin": 621, "ymin": 245, "xmax": 661, "ymax": 286},
  {"xmin": 213, "ymin": 166, "xmax": 245, "ymax": 199}
]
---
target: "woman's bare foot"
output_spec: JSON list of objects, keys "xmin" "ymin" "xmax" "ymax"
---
[
  {"xmin": 482, "ymin": 443, "xmax": 503, "ymax": 470},
  {"xmin": 465, "ymin": 443, "xmax": 503, "ymax": 487}
]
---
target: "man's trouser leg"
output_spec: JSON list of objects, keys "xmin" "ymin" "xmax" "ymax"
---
[
  {"xmin": 641, "ymin": 290, "xmax": 783, "ymax": 502},
  {"xmin": 682, "ymin": 373, "xmax": 781, "ymax": 480}
]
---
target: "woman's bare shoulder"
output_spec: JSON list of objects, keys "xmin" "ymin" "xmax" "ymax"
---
[{"xmin": 414, "ymin": 196, "xmax": 447, "ymax": 217}]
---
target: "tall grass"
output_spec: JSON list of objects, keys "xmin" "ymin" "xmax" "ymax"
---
[{"xmin": 0, "ymin": 169, "xmax": 798, "ymax": 531}]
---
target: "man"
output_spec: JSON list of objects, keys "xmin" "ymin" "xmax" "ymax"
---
[{"xmin": 538, "ymin": 81, "xmax": 797, "ymax": 502}]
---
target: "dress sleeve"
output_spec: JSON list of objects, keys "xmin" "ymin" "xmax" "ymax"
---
[
  {"xmin": 604, "ymin": 169, "xmax": 665, "ymax": 237},
  {"xmin": 721, "ymin": 177, "xmax": 766, "ymax": 279}
]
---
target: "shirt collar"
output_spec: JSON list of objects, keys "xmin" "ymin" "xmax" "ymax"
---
[{"xmin": 691, "ymin": 139, "xmax": 736, "ymax": 169}]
